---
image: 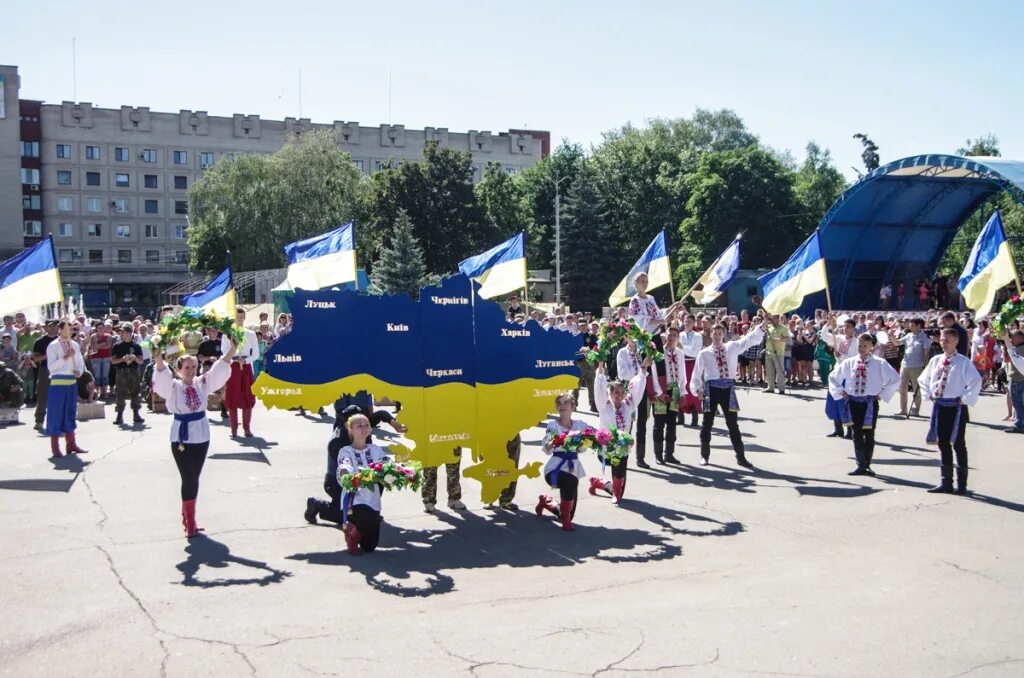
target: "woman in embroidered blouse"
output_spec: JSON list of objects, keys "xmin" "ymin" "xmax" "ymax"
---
[
  {"xmin": 45, "ymin": 320, "xmax": 88, "ymax": 458},
  {"xmin": 152, "ymin": 337, "xmax": 236, "ymax": 538},
  {"xmin": 588, "ymin": 357, "xmax": 650, "ymax": 505},
  {"xmin": 535, "ymin": 393, "xmax": 588, "ymax": 532},
  {"xmin": 336, "ymin": 414, "xmax": 389, "ymax": 555},
  {"xmin": 628, "ymin": 271, "xmax": 684, "ymax": 333}
]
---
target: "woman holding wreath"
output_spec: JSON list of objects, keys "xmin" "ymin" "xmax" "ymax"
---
[
  {"xmin": 152, "ymin": 334, "xmax": 237, "ymax": 538},
  {"xmin": 535, "ymin": 392, "xmax": 589, "ymax": 532}
]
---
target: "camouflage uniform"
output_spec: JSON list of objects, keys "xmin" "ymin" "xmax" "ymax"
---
[
  {"xmin": 0, "ymin": 367, "xmax": 25, "ymax": 408},
  {"xmin": 574, "ymin": 360, "xmax": 597, "ymax": 411},
  {"xmin": 115, "ymin": 367, "xmax": 142, "ymax": 416},
  {"xmin": 497, "ymin": 434, "xmax": 522, "ymax": 507},
  {"xmin": 421, "ymin": 448, "xmax": 462, "ymax": 504}
]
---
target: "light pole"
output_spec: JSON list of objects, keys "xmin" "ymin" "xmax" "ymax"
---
[{"xmin": 551, "ymin": 174, "xmax": 569, "ymax": 307}]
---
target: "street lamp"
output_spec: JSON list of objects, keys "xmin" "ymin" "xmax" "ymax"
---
[{"xmin": 550, "ymin": 174, "xmax": 569, "ymax": 307}]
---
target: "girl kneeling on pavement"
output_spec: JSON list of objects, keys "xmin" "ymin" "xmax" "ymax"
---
[
  {"xmin": 337, "ymin": 414, "xmax": 388, "ymax": 555},
  {"xmin": 535, "ymin": 393, "xmax": 588, "ymax": 532}
]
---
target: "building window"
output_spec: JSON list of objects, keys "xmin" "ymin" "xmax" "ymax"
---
[
  {"xmin": 87, "ymin": 223, "xmax": 102, "ymax": 237},
  {"xmin": 174, "ymin": 175, "xmax": 188, "ymax": 190},
  {"xmin": 57, "ymin": 197, "xmax": 73, "ymax": 212},
  {"xmin": 116, "ymin": 224, "xmax": 132, "ymax": 238},
  {"xmin": 23, "ymin": 221, "xmax": 43, "ymax": 237},
  {"xmin": 86, "ymin": 198, "xmax": 103, "ymax": 213},
  {"xmin": 504, "ymin": 166, "xmax": 518, "ymax": 176},
  {"xmin": 117, "ymin": 249, "xmax": 132, "ymax": 264},
  {"xmin": 57, "ymin": 223, "xmax": 73, "ymax": 237},
  {"xmin": 144, "ymin": 199, "xmax": 158, "ymax": 214},
  {"xmin": 174, "ymin": 200, "xmax": 188, "ymax": 215},
  {"xmin": 23, "ymin": 195, "xmax": 41, "ymax": 210},
  {"xmin": 353, "ymin": 160, "xmax": 364, "ymax": 171},
  {"xmin": 58, "ymin": 249, "xmax": 75, "ymax": 263},
  {"xmin": 173, "ymin": 250, "xmax": 189, "ymax": 264},
  {"xmin": 115, "ymin": 173, "xmax": 130, "ymax": 188},
  {"xmin": 373, "ymin": 160, "xmax": 389, "ymax": 172},
  {"xmin": 56, "ymin": 144, "xmax": 72, "ymax": 159},
  {"xmin": 21, "ymin": 168, "xmax": 41, "ymax": 185},
  {"xmin": 144, "ymin": 224, "xmax": 159, "ymax": 238},
  {"xmin": 56, "ymin": 170, "xmax": 72, "ymax": 185},
  {"xmin": 173, "ymin": 224, "xmax": 187, "ymax": 239},
  {"xmin": 199, "ymin": 152, "xmax": 214, "ymax": 168},
  {"xmin": 86, "ymin": 145, "xmax": 101, "ymax": 160},
  {"xmin": 141, "ymin": 149, "xmax": 157, "ymax": 163},
  {"xmin": 144, "ymin": 174, "xmax": 158, "ymax": 189},
  {"xmin": 173, "ymin": 150, "xmax": 188, "ymax": 165},
  {"xmin": 145, "ymin": 250, "xmax": 161, "ymax": 264},
  {"xmin": 113, "ymin": 199, "xmax": 130, "ymax": 213},
  {"xmin": 21, "ymin": 141, "xmax": 40, "ymax": 158},
  {"xmin": 86, "ymin": 172, "xmax": 101, "ymax": 187},
  {"xmin": 88, "ymin": 249, "xmax": 104, "ymax": 264},
  {"xmin": 115, "ymin": 147, "xmax": 129, "ymax": 162}
]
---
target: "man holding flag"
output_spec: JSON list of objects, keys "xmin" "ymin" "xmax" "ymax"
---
[
  {"xmin": 689, "ymin": 237, "xmax": 742, "ymax": 307},
  {"xmin": 958, "ymin": 211, "xmax": 1020, "ymax": 320},
  {"xmin": 458, "ymin": 232, "xmax": 527, "ymax": 300}
]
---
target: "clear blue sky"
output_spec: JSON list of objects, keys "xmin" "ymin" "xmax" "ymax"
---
[{"xmin": 7, "ymin": 0, "xmax": 1023, "ymax": 179}]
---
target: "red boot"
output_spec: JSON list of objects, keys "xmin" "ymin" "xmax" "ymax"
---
[
  {"xmin": 228, "ymin": 409, "xmax": 239, "ymax": 437},
  {"xmin": 589, "ymin": 476, "xmax": 610, "ymax": 497},
  {"xmin": 242, "ymin": 408, "xmax": 253, "ymax": 438},
  {"xmin": 535, "ymin": 494, "xmax": 558, "ymax": 517},
  {"xmin": 49, "ymin": 436, "xmax": 63, "ymax": 458},
  {"xmin": 64, "ymin": 432, "xmax": 88, "ymax": 454},
  {"xmin": 558, "ymin": 501, "xmax": 576, "ymax": 532},
  {"xmin": 343, "ymin": 522, "xmax": 362, "ymax": 555},
  {"xmin": 182, "ymin": 499, "xmax": 199, "ymax": 537},
  {"xmin": 611, "ymin": 477, "xmax": 624, "ymax": 505}
]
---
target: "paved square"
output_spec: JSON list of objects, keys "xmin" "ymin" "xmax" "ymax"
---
[{"xmin": 1, "ymin": 387, "xmax": 1022, "ymax": 677}]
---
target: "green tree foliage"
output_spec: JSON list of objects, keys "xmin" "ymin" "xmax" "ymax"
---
[
  {"xmin": 559, "ymin": 163, "xmax": 617, "ymax": 312},
  {"xmin": 853, "ymin": 133, "xmax": 880, "ymax": 173},
  {"xmin": 941, "ymin": 194, "xmax": 1024, "ymax": 277},
  {"xmin": 371, "ymin": 209, "xmax": 429, "ymax": 298},
  {"xmin": 794, "ymin": 142, "xmax": 847, "ymax": 228},
  {"xmin": 476, "ymin": 162, "xmax": 528, "ymax": 241},
  {"xmin": 676, "ymin": 146, "xmax": 806, "ymax": 290},
  {"xmin": 187, "ymin": 130, "xmax": 367, "ymax": 271},
  {"xmin": 367, "ymin": 142, "xmax": 486, "ymax": 274},
  {"xmin": 957, "ymin": 134, "xmax": 1000, "ymax": 157},
  {"xmin": 516, "ymin": 143, "xmax": 585, "ymax": 268}
]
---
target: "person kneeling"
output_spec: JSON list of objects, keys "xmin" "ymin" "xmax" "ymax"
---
[
  {"xmin": 536, "ymin": 393, "xmax": 587, "ymax": 531},
  {"xmin": 337, "ymin": 414, "xmax": 388, "ymax": 555}
]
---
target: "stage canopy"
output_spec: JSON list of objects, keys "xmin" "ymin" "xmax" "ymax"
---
[{"xmin": 813, "ymin": 154, "xmax": 1024, "ymax": 310}]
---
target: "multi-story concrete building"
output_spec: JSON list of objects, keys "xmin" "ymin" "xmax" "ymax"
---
[{"xmin": 0, "ymin": 64, "xmax": 549, "ymax": 311}]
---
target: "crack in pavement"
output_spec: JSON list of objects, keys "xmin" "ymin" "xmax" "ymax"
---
[
  {"xmin": 592, "ymin": 630, "xmax": 645, "ymax": 676},
  {"xmin": 80, "ymin": 430, "xmax": 147, "ymax": 530},
  {"xmin": 939, "ymin": 560, "xmax": 1019, "ymax": 592},
  {"xmin": 947, "ymin": 657, "xmax": 1024, "ymax": 677}
]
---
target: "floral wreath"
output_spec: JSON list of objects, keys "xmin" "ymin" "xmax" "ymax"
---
[
  {"xmin": 152, "ymin": 307, "xmax": 244, "ymax": 349},
  {"xmin": 585, "ymin": 318, "xmax": 663, "ymax": 365},
  {"xmin": 993, "ymin": 294, "xmax": 1024, "ymax": 337},
  {"xmin": 549, "ymin": 426, "xmax": 634, "ymax": 465},
  {"xmin": 339, "ymin": 460, "xmax": 424, "ymax": 493}
]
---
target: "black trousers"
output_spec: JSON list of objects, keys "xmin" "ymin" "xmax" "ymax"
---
[
  {"xmin": 700, "ymin": 386, "xmax": 744, "ymax": 459},
  {"xmin": 936, "ymin": 405, "xmax": 969, "ymax": 478},
  {"xmin": 635, "ymin": 397, "xmax": 649, "ymax": 461},
  {"xmin": 317, "ymin": 473, "xmax": 345, "ymax": 524},
  {"xmin": 848, "ymin": 399, "xmax": 877, "ymax": 469},
  {"xmin": 652, "ymin": 409, "xmax": 677, "ymax": 460},
  {"xmin": 349, "ymin": 504, "xmax": 381, "ymax": 552},
  {"xmin": 171, "ymin": 442, "xmax": 209, "ymax": 501}
]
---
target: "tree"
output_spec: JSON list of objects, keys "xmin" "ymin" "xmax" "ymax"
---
[
  {"xmin": 558, "ymin": 163, "xmax": 617, "ymax": 312},
  {"xmin": 794, "ymin": 142, "xmax": 847, "ymax": 228},
  {"xmin": 371, "ymin": 209, "xmax": 429, "ymax": 298},
  {"xmin": 188, "ymin": 130, "xmax": 368, "ymax": 272},
  {"xmin": 516, "ymin": 142, "xmax": 585, "ymax": 269},
  {"xmin": 367, "ymin": 142, "xmax": 487, "ymax": 275},
  {"xmin": 676, "ymin": 146, "xmax": 806, "ymax": 290},
  {"xmin": 852, "ymin": 133, "xmax": 880, "ymax": 174},
  {"xmin": 476, "ymin": 162, "xmax": 528, "ymax": 241},
  {"xmin": 957, "ymin": 134, "xmax": 1000, "ymax": 157}
]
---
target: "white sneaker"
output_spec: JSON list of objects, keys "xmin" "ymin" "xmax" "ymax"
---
[
  {"xmin": 448, "ymin": 499, "xmax": 467, "ymax": 511},
  {"xmin": 423, "ymin": 502, "xmax": 435, "ymax": 513}
]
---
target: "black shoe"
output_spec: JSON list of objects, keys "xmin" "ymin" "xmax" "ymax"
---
[
  {"xmin": 132, "ymin": 411, "xmax": 144, "ymax": 424},
  {"xmin": 927, "ymin": 483, "xmax": 953, "ymax": 494},
  {"xmin": 113, "ymin": 415, "xmax": 124, "ymax": 426},
  {"xmin": 825, "ymin": 431, "xmax": 841, "ymax": 438},
  {"xmin": 304, "ymin": 497, "xmax": 319, "ymax": 524},
  {"xmin": 848, "ymin": 467, "xmax": 867, "ymax": 476},
  {"xmin": 845, "ymin": 430, "xmax": 853, "ymax": 439},
  {"xmin": 220, "ymin": 409, "xmax": 228, "ymax": 419},
  {"xmin": 864, "ymin": 468, "xmax": 876, "ymax": 477},
  {"xmin": 655, "ymin": 457, "xmax": 665, "ymax": 465},
  {"xmin": 689, "ymin": 414, "xmax": 698, "ymax": 427},
  {"xmin": 736, "ymin": 457, "xmax": 753, "ymax": 469},
  {"xmin": 636, "ymin": 459, "xmax": 651, "ymax": 469},
  {"xmin": 664, "ymin": 455, "xmax": 680, "ymax": 464},
  {"xmin": 953, "ymin": 487, "xmax": 969, "ymax": 496}
]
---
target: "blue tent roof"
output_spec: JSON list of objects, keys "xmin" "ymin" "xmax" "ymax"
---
[{"xmin": 813, "ymin": 154, "xmax": 1024, "ymax": 310}]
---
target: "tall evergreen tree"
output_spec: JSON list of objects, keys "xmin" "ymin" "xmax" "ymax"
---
[
  {"xmin": 559, "ymin": 163, "xmax": 617, "ymax": 312},
  {"xmin": 372, "ymin": 209, "xmax": 428, "ymax": 299}
]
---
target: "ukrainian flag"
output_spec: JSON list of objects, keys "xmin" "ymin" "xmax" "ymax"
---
[
  {"xmin": 958, "ymin": 210, "xmax": 1019, "ymax": 318},
  {"xmin": 691, "ymin": 237, "xmax": 742, "ymax": 305},
  {"xmin": 458, "ymin": 232, "xmax": 527, "ymax": 299},
  {"xmin": 609, "ymin": 231, "xmax": 672, "ymax": 307},
  {"xmin": 285, "ymin": 222, "xmax": 357, "ymax": 291},
  {"xmin": 0, "ymin": 236, "xmax": 64, "ymax": 317},
  {"xmin": 758, "ymin": 230, "xmax": 828, "ymax": 315},
  {"xmin": 183, "ymin": 265, "xmax": 236, "ymax": 317}
]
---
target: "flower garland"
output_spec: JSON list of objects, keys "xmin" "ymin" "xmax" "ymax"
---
[
  {"xmin": 339, "ymin": 460, "xmax": 424, "ymax": 493},
  {"xmin": 549, "ymin": 426, "xmax": 634, "ymax": 465},
  {"xmin": 993, "ymin": 294, "xmax": 1024, "ymax": 336},
  {"xmin": 585, "ymin": 318, "xmax": 663, "ymax": 365},
  {"xmin": 152, "ymin": 307, "xmax": 244, "ymax": 349}
]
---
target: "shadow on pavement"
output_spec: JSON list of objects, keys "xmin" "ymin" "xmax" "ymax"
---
[
  {"xmin": 0, "ymin": 478, "xmax": 78, "ymax": 492},
  {"xmin": 967, "ymin": 493, "xmax": 1024, "ymax": 514},
  {"xmin": 286, "ymin": 506, "xmax": 703, "ymax": 598},
  {"xmin": 176, "ymin": 535, "xmax": 292, "ymax": 588},
  {"xmin": 208, "ymin": 451, "xmax": 271, "ymax": 465},
  {"xmin": 619, "ymin": 498, "xmax": 745, "ymax": 537}
]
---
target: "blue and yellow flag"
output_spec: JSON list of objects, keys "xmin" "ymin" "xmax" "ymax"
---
[
  {"xmin": 758, "ymin": 230, "xmax": 828, "ymax": 315},
  {"xmin": 691, "ymin": 237, "xmax": 742, "ymax": 305},
  {"xmin": 958, "ymin": 211, "xmax": 1019, "ymax": 318},
  {"xmin": 458, "ymin": 232, "xmax": 527, "ymax": 299},
  {"xmin": 183, "ymin": 265, "xmax": 236, "ymax": 317},
  {"xmin": 609, "ymin": 231, "xmax": 672, "ymax": 307},
  {"xmin": 285, "ymin": 222, "xmax": 357, "ymax": 291},
  {"xmin": 0, "ymin": 236, "xmax": 64, "ymax": 317}
]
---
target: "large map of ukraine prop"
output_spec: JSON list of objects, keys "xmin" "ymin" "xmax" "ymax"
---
[{"xmin": 254, "ymin": 274, "xmax": 582, "ymax": 502}]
